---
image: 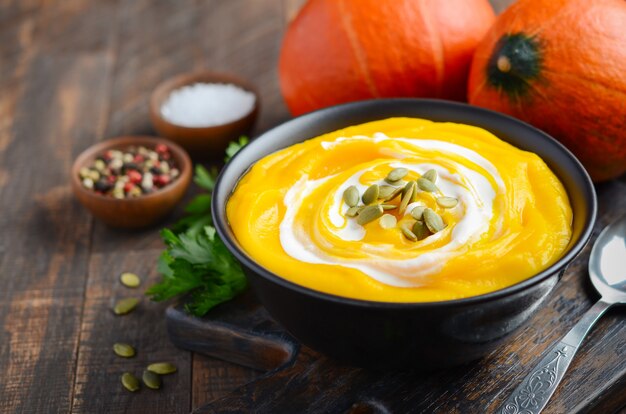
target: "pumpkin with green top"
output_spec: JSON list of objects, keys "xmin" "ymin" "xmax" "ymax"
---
[{"xmin": 468, "ymin": 0, "xmax": 626, "ymax": 182}]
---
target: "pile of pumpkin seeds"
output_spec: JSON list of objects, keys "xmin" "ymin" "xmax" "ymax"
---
[
  {"xmin": 120, "ymin": 363, "xmax": 177, "ymax": 392},
  {"xmin": 343, "ymin": 167, "xmax": 459, "ymax": 242},
  {"xmin": 112, "ymin": 271, "xmax": 178, "ymax": 392}
]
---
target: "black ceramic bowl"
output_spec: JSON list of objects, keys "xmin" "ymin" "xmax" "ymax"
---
[{"xmin": 212, "ymin": 99, "xmax": 596, "ymax": 369}]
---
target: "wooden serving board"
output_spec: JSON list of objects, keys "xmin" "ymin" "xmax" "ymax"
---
[{"xmin": 167, "ymin": 178, "xmax": 626, "ymax": 414}]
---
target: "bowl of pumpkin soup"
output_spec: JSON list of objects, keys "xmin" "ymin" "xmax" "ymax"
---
[{"xmin": 213, "ymin": 99, "xmax": 596, "ymax": 369}]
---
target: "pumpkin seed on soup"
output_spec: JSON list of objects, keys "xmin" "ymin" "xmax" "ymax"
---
[
  {"xmin": 383, "ymin": 186, "xmax": 403, "ymax": 202},
  {"xmin": 378, "ymin": 185, "xmax": 398, "ymax": 199},
  {"xmin": 147, "ymin": 362, "xmax": 177, "ymax": 375},
  {"xmin": 423, "ymin": 208, "xmax": 445, "ymax": 233},
  {"xmin": 142, "ymin": 370, "xmax": 161, "ymax": 390},
  {"xmin": 362, "ymin": 184, "xmax": 379, "ymax": 205},
  {"xmin": 417, "ymin": 177, "xmax": 437, "ymax": 192},
  {"xmin": 398, "ymin": 181, "xmax": 416, "ymax": 214},
  {"xmin": 121, "ymin": 373, "xmax": 140, "ymax": 392},
  {"xmin": 381, "ymin": 204, "xmax": 397, "ymax": 211},
  {"xmin": 385, "ymin": 167, "xmax": 408, "ymax": 183},
  {"xmin": 401, "ymin": 223, "xmax": 418, "ymax": 241},
  {"xmin": 120, "ymin": 272, "xmax": 141, "ymax": 288},
  {"xmin": 343, "ymin": 186, "xmax": 359, "ymax": 207},
  {"xmin": 356, "ymin": 205, "xmax": 384, "ymax": 225},
  {"xmin": 113, "ymin": 298, "xmax": 140, "ymax": 315},
  {"xmin": 379, "ymin": 214, "xmax": 397, "ymax": 229},
  {"xmin": 412, "ymin": 220, "xmax": 430, "ymax": 240},
  {"xmin": 346, "ymin": 206, "xmax": 362, "ymax": 217},
  {"xmin": 410, "ymin": 206, "xmax": 426, "ymax": 220},
  {"xmin": 437, "ymin": 196, "xmax": 458, "ymax": 208},
  {"xmin": 422, "ymin": 169, "xmax": 437, "ymax": 183},
  {"xmin": 113, "ymin": 343, "xmax": 135, "ymax": 358}
]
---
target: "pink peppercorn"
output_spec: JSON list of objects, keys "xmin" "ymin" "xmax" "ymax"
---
[
  {"xmin": 127, "ymin": 170, "xmax": 142, "ymax": 184},
  {"xmin": 153, "ymin": 175, "xmax": 170, "ymax": 187}
]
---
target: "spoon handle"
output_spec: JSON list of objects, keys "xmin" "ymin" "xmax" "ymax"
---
[{"xmin": 496, "ymin": 299, "xmax": 612, "ymax": 414}]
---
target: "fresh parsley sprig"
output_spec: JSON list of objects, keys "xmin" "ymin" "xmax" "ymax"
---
[{"xmin": 146, "ymin": 136, "xmax": 249, "ymax": 316}]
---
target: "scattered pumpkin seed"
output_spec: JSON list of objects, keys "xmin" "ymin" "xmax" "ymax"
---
[
  {"xmin": 343, "ymin": 186, "xmax": 359, "ymax": 207},
  {"xmin": 424, "ymin": 208, "xmax": 446, "ymax": 233},
  {"xmin": 401, "ymin": 223, "xmax": 418, "ymax": 241},
  {"xmin": 379, "ymin": 214, "xmax": 397, "ymax": 229},
  {"xmin": 422, "ymin": 169, "xmax": 438, "ymax": 183},
  {"xmin": 147, "ymin": 362, "xmax": 177, "ymax": 375},
  {"xmin": 113, "ymin": 343, "xmax": 136, "ymax": 358},
  {"xmin": 362, "ymin": 184, "xmax": 380, "ymax": 205},
  {"xmin": 113, "ymin": 298, "xmax": 140, "ymax": 315},
  {"xmin": 436, "ymin": 196, "xmax": 458, "ymax": 208},
  {"xmin": 410, "ymin": 181, "xmax": 418, "ymax": 202},
  {"xmin": 381, "ymin": 204, "xmax": 397, "ymax": 211},
  {"xmin": 378, "ymin": 185, "xmax": 398, "ymax": 199},
  {"xmin": 121, "ymin": 372, "xmax": 140, "ymax": 392},
  {"xmin": 412, "ymin": 220, "xmax": 430, "ymax": 240},
  {"xmin": 142, "ymin": 370, "xmax": 162, "ymax": 390},
  {"xmin": 345, "ymin": 206, "xmax": 362, "ymax": 217},
  {"xmin": 410, "ymin": 206, "xmax": 426, "ymax": 220},
  {"xmin": 398, "ymin": 181, "xmax": 416, "ymax": 214},
  {"xmin": 383, "ymin": 186, "xmax": 403, "ymax": 202},
  {"xmin": 120, "ymin": 272, "xmax": 141, "ymax": 288},
  {"xmin": 385, "ymin": 167, "xmax": 409, "ymax": 183},
  {"xmin": 417, "ymin": 177, "xmax": 438, "ymax": 192},
  {"xmin": 356, "ymin": 205, "xmax": 384, "ymax": 225}
]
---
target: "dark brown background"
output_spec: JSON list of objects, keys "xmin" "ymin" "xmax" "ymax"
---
[{"xmin": 0, "ymin": 0, "xmax": 624, "ymax": 413}]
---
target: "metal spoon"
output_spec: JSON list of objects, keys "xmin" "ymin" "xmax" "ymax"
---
[{"xmin": 497, "ymin": 215, "xmax": 626, "ymax": 414}]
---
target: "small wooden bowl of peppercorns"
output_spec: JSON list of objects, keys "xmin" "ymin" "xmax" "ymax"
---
[{"xmin": 71, "ymin": 136, "xmax": 191, "ymax": 228}]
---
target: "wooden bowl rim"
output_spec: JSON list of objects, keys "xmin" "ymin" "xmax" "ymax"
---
[
  {"xmin": 71, "ymin": 135, "xmax": 192, "ymax": 204},
  {"xmin": 149, "ymin": 70, "xmax": 260, "ymax": 132}
]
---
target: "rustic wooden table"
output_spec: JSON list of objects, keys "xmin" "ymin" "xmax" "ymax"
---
[{"xmin": 1, "ymin": 0, "xmax": 624, "ymax": 413}]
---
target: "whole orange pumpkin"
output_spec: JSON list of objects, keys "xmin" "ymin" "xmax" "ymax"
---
[
  {"xmin": 468, "ymin": 0, "xmax": 626, "ymax": 182},
  {"xmin": 279, "ymin": 0, "xmax": 495, "ymax": 116}
]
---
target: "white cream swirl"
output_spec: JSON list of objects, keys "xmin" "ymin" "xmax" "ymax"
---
[{"xmin": 278, "ymin": 133, "xmax": 505, "ymax": 287}]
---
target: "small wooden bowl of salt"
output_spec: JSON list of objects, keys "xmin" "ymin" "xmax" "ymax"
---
[{"xmin": 150, "ymin": 71, "xmax": 259, "ymax": 158}]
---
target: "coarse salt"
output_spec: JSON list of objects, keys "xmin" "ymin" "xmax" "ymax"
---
[{"xmin": 160, "ymin": 82, "xmax": 256, "ymax": 128}]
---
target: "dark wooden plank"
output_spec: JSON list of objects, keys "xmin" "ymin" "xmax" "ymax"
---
[
  {"xmin": 89, "ymin": 0, "xmax": 206, "ymax": 256},
  {"xmin": 0, "ymin": 1, "xmax": 117, "ymax": 412},
  {"xmin": 189, "ymin": 178, "xmax": 626, "ymax": 413},
  {"xmin": 0, "ymin": 0, "xmax": 40, "ymax": 191},
  {"xmin": 196, "ymin": 0, "xmax": 291, "ymax": 133},
  {"xmin": 71, "ymin": 250, "xmax": 192, "ymax": 413},
  {"xmin": 66, "ymin": 2, "xmax": 200, "ymax": 412}
]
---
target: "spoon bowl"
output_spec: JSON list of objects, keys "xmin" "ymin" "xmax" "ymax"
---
[{"xmin": 589, "ymin": 214, "xmax": 626, "ymax": 302}]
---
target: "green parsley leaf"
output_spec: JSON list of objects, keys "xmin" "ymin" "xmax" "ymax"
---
[
  {"xmin": 194, "ymin": 165, "xmax": 219, "ymax": 192},
  {"xmin": 146, "ymin": 140, "xmax": 249, "ymax": 316},
  {"xmin": 224, "ymin": 135, "xmax": 249, "ymax": 162}
]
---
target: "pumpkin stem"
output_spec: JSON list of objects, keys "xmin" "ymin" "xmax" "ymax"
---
[
  {"xmin": 487, "ymin": 33, "xmax": 543, "ymax": 101},
  {"xmin": 496, "ymin": 55, "xmax": 511, "ymax": 73}
]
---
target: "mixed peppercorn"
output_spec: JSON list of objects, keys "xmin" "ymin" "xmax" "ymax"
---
[{"xmin": 79, "ymin": 144, "xmax": 179, "ymax": 198}]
